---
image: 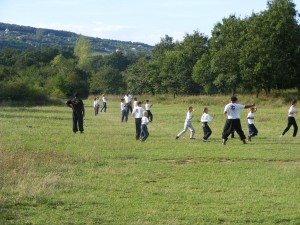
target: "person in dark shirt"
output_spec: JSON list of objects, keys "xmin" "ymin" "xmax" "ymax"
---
[{"xmin": 66, "ymin": 93, "xmax": 85, "ymax": 133}]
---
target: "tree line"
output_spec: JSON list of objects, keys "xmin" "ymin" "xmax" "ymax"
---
[{"xmin": 0, "ymin": 0, "xmax": 299, "ymax": 102}]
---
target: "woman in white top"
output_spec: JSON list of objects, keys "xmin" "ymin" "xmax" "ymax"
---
[
  {"xmin": 280, "ymin": 99, "xmax": 298, "ymax": 138},
  {"xmin": 201, "ymin": 107, "xmax": 213, "ymax": 142},
  {"xmin": 176, "ymin": 106, "xmax": 195, "ymax": 140}
]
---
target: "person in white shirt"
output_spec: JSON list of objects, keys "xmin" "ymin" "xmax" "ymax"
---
[
  {"xmin": 93, "ymin": 97, "xmax": 100, "ymax": 116},
  {"xmin": 145, "ymin": 99, "xmax": 153, "ymax": 122},
  {"xmin": 222, "ymin": 96, "xmax": 255, "ymax": 145},
  {"xmin": 132, "ymin": 101, "xmax": 144, "ymax": 140},
  {"xmin": 120, "ymin": 98, "xmax": 128, "ymax": 122},
  {"xmin": 124, "ymin": 92, "xmax": 133, "ymax": 114},
  {"xmin": 100, "ymin": 94, "xmax": 107, "ymax": 112},
  {"xmin": 176, "ymin": 106, "xmax": 195, "ymax": 140},
  {"xmin": 247, "ymin": 107, "xmax": 258, "ymax": 141},
  {"xmin": 201, "ymin": 107, "xmax": 213, "ymax": 142},
  {"xmin": 280, "ymin": 99, "xmax": 298, "ymax": 139},
  {"xmin": 141, "ymin": 111, "xmax": 149, "ymax": 141}
]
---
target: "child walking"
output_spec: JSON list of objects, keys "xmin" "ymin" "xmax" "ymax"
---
[
  {"xmin": 132, "ymin": 101, "xmax": 144, "ymax": 140},
  {"xmin": 247, "ymin": 107, "xmax": 258, "ymax": 141},
  {"xmin": 176, "ymin": 106, "xmax": 195, "ymax": 140},
  {"xmin": 200, "ymin": 107, "xmax": 213, "ymax": 142},
  {"xmin": 141, "ymin": 111, "xmax": 149, "ymax": 141},
  {"xmin": 145, "ymin": 99, "xmax": 153, "ymax": 122},
  {"xmin": 121, "ymin": 98, "xmax": 128, "ymax": 122}
]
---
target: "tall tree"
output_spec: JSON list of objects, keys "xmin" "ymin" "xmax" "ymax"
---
[{"xmin": 74, "ymin": 35, "xmax": 91, "ymax": 71}]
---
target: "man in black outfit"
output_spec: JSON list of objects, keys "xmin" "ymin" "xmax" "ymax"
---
[{"xmin": 66, "ymin": 93, "xmax": 85, "ymax": 133}]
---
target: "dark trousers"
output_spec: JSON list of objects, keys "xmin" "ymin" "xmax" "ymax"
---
[
  {"xmin": 121, "ymin": 110, "xmax": 128, "ymax": 122},
  {"xmin": 141, "ymin": 124, "xmax": 149, "ymax": 141},
  {"xmin": 100, "ymin": 102, "xmax": 107, "ymax": 112},
  {"xmin": 222, "ymin": 119, "xmax": 246, "ymax": 141},
  {"xmin": 202, "ymin": 122, "xmax": 212, "ymax": 140},
  {"xmin": 248, "ymin": 123, "xmax": 258, "ymax": 137},
  {"xmin": 282, "ymin": 117, "xmax": 298, "ymax": 137},
  {"xmin": 135, "ymin": 118, "xmax": 142, "ymax": 140},
  {"xmin": 72, "ymin": 110, "xmax": 83, "ymax": 132},
  {"xmin": 147, "ymin": 110, "xmax": 153, "ymax": 122}
]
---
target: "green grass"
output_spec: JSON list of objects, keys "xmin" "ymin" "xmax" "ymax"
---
[{"xmin": 0, "ymin": 96, "xmax": 300, "ymax": 224}]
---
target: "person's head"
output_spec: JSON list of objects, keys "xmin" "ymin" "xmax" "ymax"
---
[
  {"xmin": 94, "ymin": 97, "xmax": 97, "ymax": 100},
  {"xmin": 203, "ymin": 107, "xmax": 208, "ymax": 113},
  {"xmin": 291, "ymin": 99, "xmax": 297, "ymax": 105},
  {"xmin": 121, "ymin": 98, "xmax": 124, "ymax": 102},
  {"xmin": 231, "ymin": 96, "xmax": 238, "ymax": 103},
  {"xmin": 146, "ymin": 99, "xmax": 149, "ymax": 103},
  {"xmin": 74, "ymin": 92, "xmax": 79, "ymax": 98},
  {"xmin": 250, "ymin": 107, "xmax": 257, "ymax": 112},
  {"xmin": 137, "ymin": 101, "xmax": 142, "ymax": 106},
  {"xmin": 143, "ymin": 111, "xmax": 148, "ymax": 117},
  {"xmin": 188, "ymin": 106, "xmax": 193, "ymax": 112},
  {"xmin": 134, "ymin": 96, "xmax": 137, "ymax": 101}
]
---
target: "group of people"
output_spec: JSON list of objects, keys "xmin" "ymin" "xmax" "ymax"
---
[
  {"xmin": 66, "ymin": 93, "xmax": 298, "ymax": 144},
  {"xmin": 93, "ymin": 95, "xmax": 107, "ymax": 116},
  {"xmin": 121, "ymin": 93, "xmax": 153, "ymax": 142},
  {"xmin": 176, "ymin": 96, "xmax": 298, "ymax": 145}
]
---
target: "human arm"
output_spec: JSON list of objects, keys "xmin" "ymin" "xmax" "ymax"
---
[{"xmin": 245, "ymin": 103, "xmax": 255, "ymax": 109}]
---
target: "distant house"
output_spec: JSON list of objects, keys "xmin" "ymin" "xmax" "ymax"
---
[{"xmin": 5, "ymin": 28, "xmax": 9, "ymax": 34}]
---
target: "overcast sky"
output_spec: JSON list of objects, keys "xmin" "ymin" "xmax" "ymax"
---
[{"xmin": 1, "ymin": 0, "xmax": 299, "ymax": 45}]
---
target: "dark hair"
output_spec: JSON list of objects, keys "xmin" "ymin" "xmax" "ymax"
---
[
  {"xmin": 231, "ymin": 96, "xmax": 238, "ymax": 102},
  {"xmin": 292, "ymin": 99, "xmax": 297, "ymax": 105}
]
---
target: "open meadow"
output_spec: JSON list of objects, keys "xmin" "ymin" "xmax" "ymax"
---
[{"xmin": 0, "ymin": 95, "xmax": 299, "ymax": 225}]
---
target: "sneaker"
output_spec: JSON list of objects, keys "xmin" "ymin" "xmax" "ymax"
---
[
  {"xmin": 202, "ymin": 138, "xmax": 207, "ymax": 142},
  {"xmin": 279, "ymin": 134, "xmax": 283, "ymax": 139},
  {"xmin": 242, "ymin": 139, "xmax": 246, "ymax": 144},
  {"xmin": 176, "ymin": 136, "xmax": 179, "ymax": 140},
  {"xmin": 222, "ymin": 139, "xmax": 226, "ymax": 145}
]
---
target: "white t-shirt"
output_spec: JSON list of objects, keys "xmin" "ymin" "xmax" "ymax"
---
[
  {"xmin": 288, "ymin": 105, "xmax": 296, "ymax": 117},
  {"xmin": 132, "ymin": 106, "xmax": 144, "ymax": 118},
  {"xmin": 201, "ymin": 113, "xmax": 213, "ymax": 123},
  {"xmin": 145, "ymin": 103, "xmax": 151, "ymax": 111},
  {"xmin": 224, "ymin": 103, "xmax": 245, "ymax": 119},
  {"xmin": 124, "ymin": 94, "xmax": 132, "ymax": 103},
  {"xmin": 102, "ymin": 96, "xmax": 107, "ymax": 103},
  {"xmin": 120, "ymin": 102, "xmax": 126, "ymax": 111},
  {"xmin": 185, "ymin": 111, "xmax": 193, "ymax": 122},
  {"xmin": 141, "ymin": 116, "xmax": 149, "ymax": 125},
  {"xmin": 247, "ymin": 112, "xmax": 255, "ymax": 124}
]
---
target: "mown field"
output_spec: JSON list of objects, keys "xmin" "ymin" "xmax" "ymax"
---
[{"xmin": 0, "ymin": 95, "xmax": 299, "ymax": 225}]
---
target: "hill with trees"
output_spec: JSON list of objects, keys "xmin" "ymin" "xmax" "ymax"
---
[
  {"xmin": 0, "ymin": 0, "xmax": 299, "ymax": 103},
  {"xmin": 0, "ymin": 22, "xmax": 153, "ymax": 55}
]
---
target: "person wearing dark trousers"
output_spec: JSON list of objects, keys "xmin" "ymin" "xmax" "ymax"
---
[
  {"xmin": 132, "ymin": 101, "xmax": 144, "ymax": 140},
  {"xmin": 201, "ymin": 107, "xmax": 213, "ymax": 142},
  {"xmin": 222, "ymin": 96, "xmax": 255, "ymax": 145},
  {"xmin": 280, "ymin": 99, "xmax": 298, "ymax": 139},
  {"xmin": 247, "ymin": 107, "xmax": 258, "ymax": 141},
  {"xmin": 140, "ymin": 111, "xmax": 149, "ymax": 142},
  {"xmin": 145, "ymin": 99, "xmax": 153, "ymax": 122},
  {"xmin": 66, "ymin": 92, "xmax": 85, "ymax": 133},
  {"xmin": 100, "ymin": 94, "xmax": 107, "ymax": 112}
]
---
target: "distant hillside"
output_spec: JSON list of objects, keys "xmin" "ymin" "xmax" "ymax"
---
[{"xmin": 0, "ymin": 22, "xmax": 153, "ymax": 55}]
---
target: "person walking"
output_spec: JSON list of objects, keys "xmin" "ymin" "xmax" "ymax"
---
[
  {"xmin": 100, "ymin": 94, "xmax": 107, "ymax": 112},
  {"xmin": 93, "ymin": 97, "xmax": 100, "ymax": 116},
  {"xmin": 66, "ymin": 92, "xmax": 85, "ymax": 133},
  {"xmin": 140, "ymin": 111, "xmax": 149, "ymax": 142},
  {"xmin": 132, "ymin": 101, "xmax": 144, "ymax": 140},
  {"xmin": 176, "ymin": 106, "xmax": 195, "ymax": 140},
  {"xmin": 247, "ymin": 107, "xmax": 258, "ymax": 141},
  {"xmin": 280, "ymin": 99, "xmax": 298, "ymax": 139},
  {"xmin": 201, "ymin": 107, "xmax": 213, "ymax": 142},
  {"xmin": 222, "ymin": 96, "xmax": 255, "ymax": 145}
]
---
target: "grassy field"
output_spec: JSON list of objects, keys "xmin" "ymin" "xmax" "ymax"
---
[{"xmin": 0, "ymin": 95, "xmax": 299, "ymax": 225}]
